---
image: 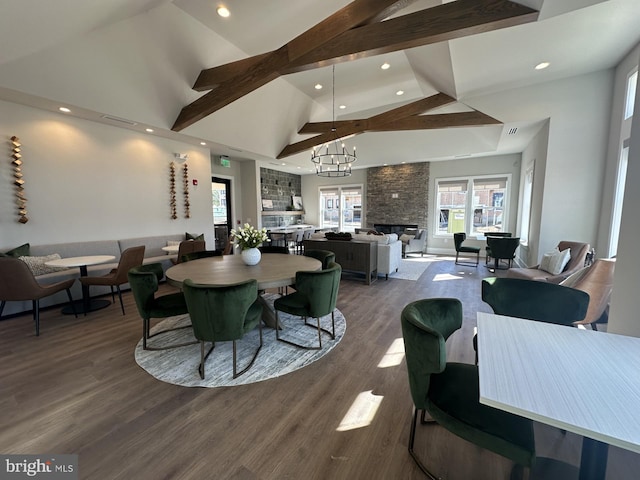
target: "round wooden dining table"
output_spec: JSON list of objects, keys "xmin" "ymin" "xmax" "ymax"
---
[{"xmin": 166, "ymin": 253, "xmax": 322, "ymax": 328}]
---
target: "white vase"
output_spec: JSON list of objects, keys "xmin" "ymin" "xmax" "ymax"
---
[{"xmin": 241, "ymin": 247, "xmax": 261, "ymax": 266}]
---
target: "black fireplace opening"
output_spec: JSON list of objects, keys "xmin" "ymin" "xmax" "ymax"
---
[{"xmin": 373, "ymin": 224, "xmax": 418, "ymax": 236}]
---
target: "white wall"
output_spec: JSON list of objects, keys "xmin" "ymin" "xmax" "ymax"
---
[{"xmin": 0, "ymin": 100, "xmax": 213, "ymax": 249}]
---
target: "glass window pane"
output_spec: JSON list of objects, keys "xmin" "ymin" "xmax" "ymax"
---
[
  {"xmin": 472, "ymin": 177, "xmax": 507, "ymax": 235},
  {"xmin": 436, "ymin": 179, "xmax": 468, "ymax": 235}
]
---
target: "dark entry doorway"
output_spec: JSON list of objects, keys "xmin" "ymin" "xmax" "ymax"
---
[{"xmin": 212, "ymin": 177, "xmax": 232, "ymax": 252}]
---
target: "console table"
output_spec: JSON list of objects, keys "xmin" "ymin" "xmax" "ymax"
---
[{"xmin": 304, "ymin": 239, "xmax": 378, "ymax": 285}]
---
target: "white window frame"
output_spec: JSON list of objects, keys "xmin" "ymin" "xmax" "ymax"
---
[
  {"xmin": 434, "ymin": 174, "xmax": 511, "ymax": 237},
  {"xmin": 519, "ymin": 165, "xmax": 534, "ymax": 245},
  {"xmin": 609, "ymin": 141, "xmax": 629, "ymax": 257},
  {"xmin": 319, "ymin": 184, "xmax": 363, "ymax": 232},
  {"xmin": 624, "ymin": 68, "xmax": 638, "ymax": 120}
]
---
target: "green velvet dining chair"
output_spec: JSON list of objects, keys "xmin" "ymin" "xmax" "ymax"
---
[
  {"xmin": 274, "ymin": 261, "xmax": 341, "ymax": 350},
  {"xmin": 182, "ymin": 278, "xmax": 263, "ymax": 379},
  {"xmin": 303, "ymin": 249, "xmax": 336, "ymax": 269},
  {"xmin": 401, "ymin": 298, "xmax": 536, "ymax": 479},
  {"xmin": 128, "ymin": 263, "xmax": 195, "ymax": 351},
  {"xmin": 453, "ymin": 232, "xmax": 480, "ymax": 267}
]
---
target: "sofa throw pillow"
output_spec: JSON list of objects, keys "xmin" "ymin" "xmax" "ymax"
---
[
  {"xmin": 167, "ymin": 240, "xmax": 181, "ymax": 247},
  {"xmin": 18, "ymin": 253, "xmax": 68, "ymax": 276},
  {"xmin": 399, "ymin": 234, "xmax": 415, "ymax": 244},
  {"xmin": 185, "ymin": 232, "xmax": 204, "ymax": 241},
  {"xmin": 539, "ymin": 247, "xmax": 571, "ymax": 275},
  {"xmin": 3, "ymin": 243, "xmax": 30, "ymax": 258}
]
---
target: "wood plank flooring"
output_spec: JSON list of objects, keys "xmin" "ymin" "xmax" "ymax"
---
[{"xmin": 1, "ymin": 256, "xmax": 637, "ymax": 479}]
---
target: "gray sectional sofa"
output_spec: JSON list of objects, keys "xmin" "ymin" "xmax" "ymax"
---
[{"xmin": 2, "ymin": 234, "xmax": 185, "ymax": 316}]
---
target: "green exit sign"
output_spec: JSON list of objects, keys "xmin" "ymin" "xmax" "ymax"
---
[{"xmin": 220, "ymin": 156, "xmax": 230, "ymax": 167}]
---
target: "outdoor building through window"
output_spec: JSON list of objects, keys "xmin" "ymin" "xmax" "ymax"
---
[
  {"xmin": 436, "ymin": 175, "xmax": 509, "ymax": 236},
  {"xmin": 319, "ymin": 186, "xmax": 362, "ymax": 232}
]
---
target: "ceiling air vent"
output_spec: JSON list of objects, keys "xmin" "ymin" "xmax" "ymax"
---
[
  {"xmin": 507, "ymin": 127, "xmax": 518, "ymax": 135},
  {"xmin": 101, "ymin": 114, "xmax": 138, "ymax": 126}
]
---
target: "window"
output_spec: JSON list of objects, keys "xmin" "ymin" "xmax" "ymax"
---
[
  {"xmin": 519, "ymin": 166, "xmax": 534, "ymax": 244},
  {"xmin": 610, "ymin": 142, "xmax": 629, "ymax": 257},
  {"xmin": 319, "ymin": 186, "xmax": 362, "ymax": 232},
  {"xmin": 624, "ymin": 69, "xmax": 638, "ymax": 120},
  {"xmin": 435, "ymin": 175, "xmax": 510, "ymax": 236}
]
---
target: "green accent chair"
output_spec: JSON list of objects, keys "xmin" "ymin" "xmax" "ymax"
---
[
  {"xmin": 128, "ymin": 263, "xmax": 194, "ymax": 351},
  {"xmin": 303, "ymin": 249, "xmax": 336, "ymax": 269},
  {"xmin": 181, "ymin": 249, "xmax": 223, "ymax": 262},
  {"xmin": 274, "ymin": 261, "xmax": 341, "ymax": 350},
  {"xmin": 486, "ymin": 236, "xmax": 520, "ymax": 270},
  {"xmin": 0, "ymin": 257, "xmax": 77, "ymax": 336},
  {"xmin": 401, "ymin": 298, "xmax": 536, "ymax": 479},
  {"xmin": 453, "ymin": 232, "xmax": 480, "ymax": 267},
  {"xmin": 483, "ymin": 231, "xmax": 512, "ymax": 265},
  {"xmin": 474, "ymin": 277, "xmax": 590, "ymax": 363},
  {"xmin": 183, "ymin": 278, "xmax": 263, "ymax": 379}
]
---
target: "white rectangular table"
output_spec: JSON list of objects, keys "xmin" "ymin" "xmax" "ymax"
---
[{"xmin": 477, "ymin": 312, "xmax": 640, "ymax": 480}]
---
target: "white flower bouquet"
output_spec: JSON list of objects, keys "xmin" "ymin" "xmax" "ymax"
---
[{"xmin": 230, "ymin": 223, "xmax": 269, "ymax": 250}]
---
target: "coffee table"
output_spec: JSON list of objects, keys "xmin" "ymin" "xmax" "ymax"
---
[
  {"xmin": 45, "ymin": 255, "xmax": 116, "ymax": 314},
  {"xmin": 166, "ymin": 254, "xmax": 321, "ymax": 327},
  {"xmin": 477, "ymin": 312, "xmax": 640, "ymax": 480}
]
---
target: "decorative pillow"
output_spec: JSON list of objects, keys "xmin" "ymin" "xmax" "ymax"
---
[
  {"xmin": 539, "ymin": 247, "xmax": 571, "ymax": 275},
  {"xmin": 3, "ymin": 243, "xmax": 30, "ymax": 258},
  {"xmin": 167, "ymin": 240, "xmax": 181, "ymax": 247},
  {"xmin": 186, "ymin": 232, "xmax": 204, "ymax": 241},
  {"xmin": 366, "ymin": 229, "xmax": 383, "ymax": 236},
  {"xmin": 18, "ymin": 253, "xmax": 68, "ymax": 276}
]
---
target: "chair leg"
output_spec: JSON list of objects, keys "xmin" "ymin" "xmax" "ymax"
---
[
  {"xmin": 276, "ymin": 310, "xmax": 322, "ymax": 350},
  {"xmin": 116, "ymin": 285, "xmax": 125, "ymax": 315},
  {"xmin": 199, "ymin": 340, "xmax": 216, "ymax": 379},
  {"xmin": 232, "ymin": 321, "xmax": 263, "ymax": 379},
  {"xmin": 408, "ymin": 408, "xmax": 439, "ymax": 480},
  {"xmin": 33, "ymin": 300, "xmax": 40, "ymax": 336},
  {"xmin": 110, "ymin": 285, "xmax": 115, "ymax": 302},
  {"xmin": 0, "ymin": 300, "xmax": 5, "ymax": 319}
]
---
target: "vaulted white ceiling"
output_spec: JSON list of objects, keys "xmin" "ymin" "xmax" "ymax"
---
[{"xmin": 0, "ymin": 0, "xmax": 638, "ymax": 174}]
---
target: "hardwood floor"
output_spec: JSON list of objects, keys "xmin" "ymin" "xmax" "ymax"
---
[{"xmin": 1, "ymin": 256, "xmax": 637, "ymax": 479}]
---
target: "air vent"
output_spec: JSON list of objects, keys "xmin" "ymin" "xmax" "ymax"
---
[
  {"xmin": 507, "ymin": 127, "xmax": 518, "ymax": 135},
  {"xmin": 101, "ymin": 114, "xmax": 138, "ymax": 126}
]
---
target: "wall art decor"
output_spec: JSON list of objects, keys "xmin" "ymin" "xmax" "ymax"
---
[
  {"xmin": 169, "ymin": 162, "xmax": 177, "ymax": 220},
  {"xmin": 183, "ymin": 163, "xmax": 190, "ymax": 218},
  {"xmin": 11, "ymin": 136, "xmax": 28, "ymax": 224}
]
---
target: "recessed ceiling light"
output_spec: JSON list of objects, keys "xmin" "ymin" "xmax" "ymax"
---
[
  {"xmin": 58, "ymin": 107, "xmax": 71, "ymax": 113},
  {"xmin": 381, "ymin": 62, "xmax": 390, "ymax": 70},
  {"xmin": 314, "ymin": 83, "xmax": 323, "ymax": 90},
  {"xmin": 145, "ymin": 128, "xmax": 154, "ymax": 133},
  {"xmin": 339, "ymin": 105, "xmax": 346, "ymax": 109},
  {"xmin": 535, "ymin": 62, "xmax": 550, "ymax": 70},
  {"xmin": 396, "ymin": 90, "xmax": 404, "ymax": 96},
  {"xmin": 217, "ymin": 6, "xmax": 230, "ymax": 18},
  {"xmin": 281, "ymin": 162, "xmax": 286, "ymax": 166},
  {"xmin": 200, "ymin": 142, "xmax": 206, "ymax": 146}
]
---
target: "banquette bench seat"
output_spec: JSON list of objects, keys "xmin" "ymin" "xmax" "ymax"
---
[{"xmin": 1, "ymin": 234, "xmax": 184, "ymax": 317}]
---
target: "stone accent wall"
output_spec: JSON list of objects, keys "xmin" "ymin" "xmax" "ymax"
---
[
  {"xmin": 260, "ymin": 167, "xmax": 303, "ymax": 228},
  {"xmin": 366, "ymin": 163, "xmax": 429, "ymax": 230}
]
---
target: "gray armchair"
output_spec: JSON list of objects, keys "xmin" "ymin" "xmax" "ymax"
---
[{"xmin": 402, "ymin": 229, "xmax": 426, "ymax": 258}]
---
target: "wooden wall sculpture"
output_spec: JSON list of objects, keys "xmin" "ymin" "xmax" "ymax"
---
[
  {"xmin": 11, "ymin": 136, "xmax": 28, "ymax": 224},
  {"xmin": 183, "ymin": 163, "xmax": 191, "ymax": 218},
  {"xmin": 169, "ymin": 162, "xmax": 177, "ymax": 220}
]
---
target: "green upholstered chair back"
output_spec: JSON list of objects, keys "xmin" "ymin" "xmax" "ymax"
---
[
  {"xmin": 128, "ymin": 263, "xmax": 164, "ymax": 319},
  {"xmin": 182, "ymin": 278, "xmax": 261, "ymax": 342},
  {"xmin": 484, "ymin": 232, "xmax": 512, "ymax": 237},
  {"xmin": 293, "ymin": 261, "xmax": 341, "ymax": 318},
  {"xmin": 304, "ymin": 249, "xmax": 336, "ymax": 269},
  {"xmin": 401, "ymin": 298, "xmax": 463, "ymax": 409},
  {"xmin": 481, "ymin": 277, "xmax": 589, "ymax": 325},
  {"xmin": 486, "ymin": 236, "xmax": 520, "ymax": 260},
  {"xmin": 453, "ymin": 232, "xmax": 466, "ymax": 251}
]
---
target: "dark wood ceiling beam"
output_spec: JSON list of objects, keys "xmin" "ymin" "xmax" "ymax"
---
[
  {"xmin": 282, "ymin": 0, "xmax": 539, "ymax": 74},
  {"xmin": 176, "ymin": 0, "xmax": 538, "ymax": 131},
  {"xmin": 372, "ymin": 111, "xmax": 502, "ymax": 131}
]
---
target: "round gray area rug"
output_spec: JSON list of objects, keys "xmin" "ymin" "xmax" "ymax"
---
[{"xmin": 134, "ymin": 293, "xmax": 346, "ymax": 387}]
